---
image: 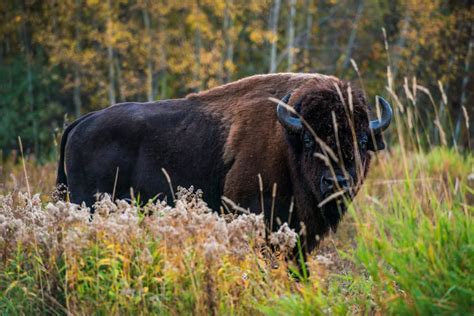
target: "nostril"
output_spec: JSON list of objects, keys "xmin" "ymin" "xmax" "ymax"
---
[
  {"xmin": 320, "ymin": 174, "xmax": 353, "ymax": 197},
  {"xmin": 337, "ymin": 177, "xmax": 352, "ymax": 191},
  {"xmin": 340, "ymin": 179, "xmax": 349, "ymax": 188},
  {"xmin": 330, "ymin": 175, "xmax": 350, "ymax": 190}
]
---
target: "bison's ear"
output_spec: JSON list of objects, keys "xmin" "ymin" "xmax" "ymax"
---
[{"xmin": 367, "ymin": 133, "xmax": 385, "ymax": 151}]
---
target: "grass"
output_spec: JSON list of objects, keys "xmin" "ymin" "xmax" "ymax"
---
[
  {"xmin": 260, "ymin": 147, "xmax": 473, "ymax": 315},
  {"xmin": 1, "ymin": 149, "xmax": 472, "ymax": 315},
  {"xmin": 353, "ymin": 148, "xmax": 473, "ymax": 314},
  {"xmin": 0, "ymin": 77, "xmax": 473, "ymax": 314}
]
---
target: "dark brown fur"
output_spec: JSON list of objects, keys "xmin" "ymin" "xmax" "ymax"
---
[
  {"xmin": 58, "ymin": 72, "xmax": 376, "ymax": 254},
  {"xmin": 188, "ymin": 73, "xmax": 372, "ymax": 251}
]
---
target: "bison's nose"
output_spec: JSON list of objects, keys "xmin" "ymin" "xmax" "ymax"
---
[{"xmin": 320, "ymin": 174, "xmax": 351, "ymax": 197}]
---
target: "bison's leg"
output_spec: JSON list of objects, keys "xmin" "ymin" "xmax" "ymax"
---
[
  {"xmin": 65, "ymin": 141, "xmax": 135, "ymax": 207},
  {"xmin": 63, "ymin": 155, "xmax": 98, "ymax": 207}
]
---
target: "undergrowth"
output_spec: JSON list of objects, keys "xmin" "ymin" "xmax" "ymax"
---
[
  {"xmin": 1, "ymin": 59, "xmax": 473, "ymax": 314},
  {"xmin": 0, "ymin": 147, "xmax": 472, "ymax": 315}
]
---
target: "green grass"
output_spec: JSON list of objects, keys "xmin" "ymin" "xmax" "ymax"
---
[
  {"xmin": 351, "ymin": 148, "xmax": 473, "ymax": 315},
  {"xmin": 1, "ymin": 147, "xmax": 472, "ymax": 315},
  {"xmin": 257, "ymin": 148, "xmax": 473, "ymax": 315}
]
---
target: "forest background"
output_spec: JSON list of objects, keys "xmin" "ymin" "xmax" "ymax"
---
[{"xmin": 0, "ymin": 0, "xmax": 472, "ymax": 160}]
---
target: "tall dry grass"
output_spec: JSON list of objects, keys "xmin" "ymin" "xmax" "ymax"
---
[
  {"xmin": 1, "ymin": 144, "xmax": 471, "ymax": 314},
  {"xmin": 0, "ymin": 58, "xmax": 473, "ymax": 314}
]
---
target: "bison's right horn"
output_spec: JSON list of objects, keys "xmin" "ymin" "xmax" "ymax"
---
[
  {"xmin": 277, "ymin": 93, "xmax": 303, "ymax": 133},
  {"xmin": 369, "ymin": 96, "xmax": 393, "ymax": 133}
]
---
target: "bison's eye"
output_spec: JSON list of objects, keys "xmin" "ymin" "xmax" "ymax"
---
[
  {"xmin": 303, "ymin": 133, "xmax": 314, "ymax": 150},
  {"xmin": 359, "ymin": 135, "xmax": 368, "ymax": 151}
]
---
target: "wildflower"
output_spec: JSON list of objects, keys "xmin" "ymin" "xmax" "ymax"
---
[
  {"xmin": 269, "ymin": 223, "xmax": 298, "ymax": 254},
  {"xmin": 203, "ymin": 237, "xmax": 226, "ymax": 260}
]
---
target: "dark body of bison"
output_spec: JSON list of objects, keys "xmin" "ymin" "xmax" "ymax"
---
[{"xmin": 56, "ymin": 73, "xmax": 391, "ymax": 253}]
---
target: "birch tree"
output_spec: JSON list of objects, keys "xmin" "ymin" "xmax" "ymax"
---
[
  {"xmin": 342, "ymin": 0, "xmax": 364, "ymax": 71},
  {"xmin": 287, "ymin": 0, "xmax": 296, "ymax": 71},
  {"xmin": 73, "ymin": 0, "xmax": 82, "ymax": 116},
  {"xmin": 303, "ymin": 0, "xmax": 314, "ymax": 70},
  {"xmin": 222, "ymin": 0, "xmax": 234, "ymax": 82},
  {"xmin": 269, "ymin": 0, "xmax": 281, "ymax": 73},
  {"xmin": 106, "ymin": 0, "xmax": 116, "ymax": 105},
  {"xmin": 142, "ymin": 6, "xmax": 154, "ymax": 101}
]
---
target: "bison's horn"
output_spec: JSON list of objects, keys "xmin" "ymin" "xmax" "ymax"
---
[
  {"xmin": 277, "ymin": 93, "xmax": 303, "ymax": 133},
  {"xmin": 369, "ymin": 96, "xmax": 393, "ymax": 133}
]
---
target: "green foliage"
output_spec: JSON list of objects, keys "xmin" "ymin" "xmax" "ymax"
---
[
  {"xmin": 258, "ymin": 148, "xmax": 473, "ymax": 315},
  {"xmin": 0, "ymin": 55, "xmax": 63, "ymax": 158},
  {"xmin": 351, "ymin": 148, "xmax": 473, "ymax": 314}
]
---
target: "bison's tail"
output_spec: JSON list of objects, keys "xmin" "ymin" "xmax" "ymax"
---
[{"xmin": 54, "ymin": 112, "xmax": 95, "ymax": 201}]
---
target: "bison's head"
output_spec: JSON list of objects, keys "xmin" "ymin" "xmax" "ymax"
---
[{"xmin": 276, "ymin": 80, "xmax": 392, "ymax": 232}]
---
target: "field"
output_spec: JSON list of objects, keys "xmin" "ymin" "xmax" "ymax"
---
[
  {"xmin": 1, "ymin": 0, "xmax": 472, "ymax": 314},
  {"xmin": 1, "ymin": 88, "xmax": 473, "ymax": 315}
]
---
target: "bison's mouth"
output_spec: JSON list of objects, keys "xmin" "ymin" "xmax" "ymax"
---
[{"xmin": 318, "ymin": 190, "xmax": 353, "ymax": 231}]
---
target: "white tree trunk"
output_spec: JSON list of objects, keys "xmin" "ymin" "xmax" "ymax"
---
[
  {"xmin": 73, "ymin": 0, "xmax": 82, "ymax": 117},
  {"xmin": 143, "ymin": 7, "xmax": 154, "ymax": 101},
  {"xmin": 107, "ymin": 0, "xmax": 116, "ymax": 105},
  {"xmin": 114, "ymin": 57, "xmax": 124, "ymax": 102},
  {"xmin": 392, "ymin": 10, "xmax": 410, "ymax": 80},
  {"xmin": 20, "ymin": 4, "xmax": 38, "ymax": 154},
  {"xmin": 303, "ymin": 0, "xmax": 313, "ymax": 67},
  {"xmin": 223, "ymin": 0, "xmax": 234, "ymax": 82},
  {"xmin": 193, "ymin": 28, "xmax": 202, "ymax": 91},
  {"xmin": 342, "ymin": 0, "xmax": 364, "ymax": 70},
  {"xmin": 287, "ymin": 0, "xmax": 296, "ymax": 71},
  {"xmin": 73, "ymin": 64, "xmax": 82, "ymax": 117},
  {"xmin": 269, "ymin": 0, "xmax": 281, "ymax": 73},
  {"xmin": 158, "ymin": 20, "xmax": 168, "ymax": 99}
]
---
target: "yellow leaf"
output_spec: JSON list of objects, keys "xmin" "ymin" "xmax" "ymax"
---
[
  {"xmin": 98, "ymin": 258, "xmax": 112, "ymax": 266},
  {"xmin": 4, "ymin": 281, "xmax": 19, "ymax": 295},
  {"xmin": 86, "ymin": 0, "xmax": 99, "ymax": 6},
  {"xmin": 428, "ymin": 245, "xmax": 435, "ymax": 262},
  {"xmin": 250, "ymin": 30, "xmax": 266, "ymax": 44}
]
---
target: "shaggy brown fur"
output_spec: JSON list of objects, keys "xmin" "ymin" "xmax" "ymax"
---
[
  {"xmin": 58, "ymin": 72, "xmax": 377, "ymax": 255},
  {"xmin": 188, "ymin": 73, "xmax": 372, "ymax": 251},
  {"xmin": 187, "ymin": 73, "xmax": 338, "ymax": 195}
]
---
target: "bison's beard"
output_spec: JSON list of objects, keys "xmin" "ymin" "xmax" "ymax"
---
[{"xmin": 320, "ymin": 198, "xmax": 349, "ymax": 232}]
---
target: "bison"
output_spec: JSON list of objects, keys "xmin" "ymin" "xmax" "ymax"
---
[{"xmin": 56, "ymin": 73, "xmax": 391, "ymax": 253}]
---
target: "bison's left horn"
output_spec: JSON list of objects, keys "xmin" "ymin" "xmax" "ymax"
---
[
  {"xmin": 277, "ymin": 93, "xmax": 303, "ymax": 133},
  {"xmin": 369, "ymin": 96, "xmax": 393, "ymax": 133}
]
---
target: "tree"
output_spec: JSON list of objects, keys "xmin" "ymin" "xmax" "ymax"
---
[{"xmin": 269, "ymin": 0, "xmax": 281, "ymax": 73}]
